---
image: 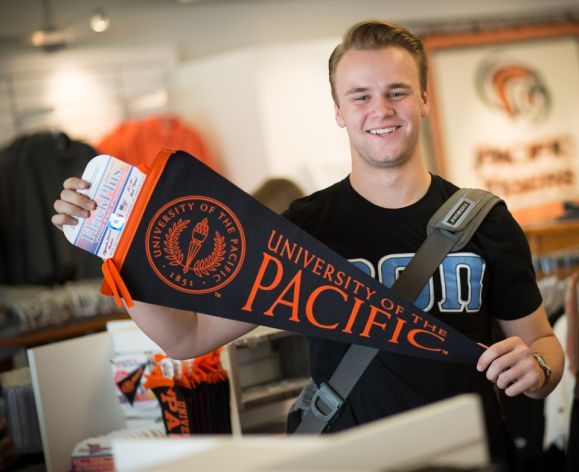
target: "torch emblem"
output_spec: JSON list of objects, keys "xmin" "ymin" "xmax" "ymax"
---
[{"xmin": 183, "ymin": 218, "xmax": 209, "ymax": 273}]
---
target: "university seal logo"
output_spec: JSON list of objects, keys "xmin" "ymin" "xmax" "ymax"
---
[{"xmin": 146, "ymin": 196, "xmax": 245, "ymax": 294}]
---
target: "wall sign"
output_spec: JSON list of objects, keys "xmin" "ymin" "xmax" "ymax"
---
[{"xmin": 424, "ymin": 21, "xmax": 579, "ymax": 224}]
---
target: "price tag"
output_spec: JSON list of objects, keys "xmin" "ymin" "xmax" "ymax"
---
[{"xmin": 63, "ymin": 155, "xmax": 146, "ymax": 259}]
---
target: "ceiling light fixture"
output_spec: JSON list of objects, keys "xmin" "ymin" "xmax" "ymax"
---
[{"xmin": 90, "ymin": 8, "xmax": 110, "ymax": 33}]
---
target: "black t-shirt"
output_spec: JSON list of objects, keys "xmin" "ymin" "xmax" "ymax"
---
[{"xmin": 283, "ymin": 174, "xmax": 542, "ymax": 457}]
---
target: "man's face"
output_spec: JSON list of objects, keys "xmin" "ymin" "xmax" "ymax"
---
[{"xmin": 333, "ymin": 46, "xmax": 429, "ymax": 170}]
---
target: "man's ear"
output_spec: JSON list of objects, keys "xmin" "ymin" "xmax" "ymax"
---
[
  {"xmin": 420, "ymin": 89, "xmax": 430, "ymax": 118},
  {"xmin": 334, "ymin": 102, "xmax": 346, "ymax": 128}
]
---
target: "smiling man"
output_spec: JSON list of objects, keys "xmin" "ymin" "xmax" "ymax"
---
[
  {"xmin": 330, "ymin": 24, "xmax": 430, "ymax": 208},
  {"xmin": 283, "ymin": 21, "xmax": 563, "ymax": 468},
  {"xmin": 52, "ymin": 20, "xmax": 563, "ymax": 470}
]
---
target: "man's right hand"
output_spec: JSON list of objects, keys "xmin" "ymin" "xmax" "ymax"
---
[
  {"xmin": 50, "ymin": 177, "xmax": 256, "ymax": 359},
  {"xmin": 52, "ymin": 177, "xmax": 96, "ymax": 231}
]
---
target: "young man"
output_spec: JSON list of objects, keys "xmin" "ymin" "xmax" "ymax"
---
[{"xmin": 53, "ymin": 20, "xmax": 563, "ymax": 464}]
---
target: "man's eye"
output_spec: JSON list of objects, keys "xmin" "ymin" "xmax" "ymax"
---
[
  {"xmin": 390, "ymin": 91, "xmax": 407, "ymax": 99},
  {"xmin": 353, "ymin": 95, "xmax": 369, "ymax": 101}
]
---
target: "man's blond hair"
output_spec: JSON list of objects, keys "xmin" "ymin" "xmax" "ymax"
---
[{"xmin": 329, "ymin": 20, "xmax": 428, "ymax": 104}]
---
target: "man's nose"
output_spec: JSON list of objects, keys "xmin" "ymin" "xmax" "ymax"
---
[{"xmin": 373, "ymin": 96, "xmax": 395, "ymax": 117}]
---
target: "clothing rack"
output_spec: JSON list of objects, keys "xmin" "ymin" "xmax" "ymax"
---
[
  {"xmin": 524, "ymin": 233, "xmax": 579, "ymax": 469},
  {"xmin": 523, "ymin": 218, "xmax": 579, "ymax": 282},
  {"xmin": 533, "ymin": 244, "xmax": 579, "ymax": 278}
]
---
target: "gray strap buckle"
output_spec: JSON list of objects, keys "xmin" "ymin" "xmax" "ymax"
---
[{"xmin": 310, "ymin": 382, "xmax": 344, "ymax": 422}]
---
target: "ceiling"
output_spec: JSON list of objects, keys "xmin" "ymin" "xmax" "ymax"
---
[{"xmin": 0, "ymin": 0, "xmax": 578, "ymax": 63}]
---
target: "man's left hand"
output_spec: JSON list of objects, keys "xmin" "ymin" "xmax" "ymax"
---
[{"xmin": 476, "ymin": 336, "xmax": 545, "ymax": 397}]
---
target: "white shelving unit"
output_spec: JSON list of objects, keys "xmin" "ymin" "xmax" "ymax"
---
[{"xmin": 222, "ymin": 326, "xmax": 309, "ymax": 435}]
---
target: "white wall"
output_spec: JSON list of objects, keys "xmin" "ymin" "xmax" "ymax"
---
[
  {"xmin": 170, "ymin": 49, "xmax": 268, "ymax": 193},
  {"xmin": 171, "ymin": 39, "xmax": 351, "ymax": 194},
  {"xmin": 0, "ymin": 46, "xmax": 175, "ymax": 147},
  {"xmin": 257, "ymin": 41, "xmax": 351, "ymax": 193},
  {"xmin": 0, "ymin": 0, "xmax": 576, "ymax": 191}
]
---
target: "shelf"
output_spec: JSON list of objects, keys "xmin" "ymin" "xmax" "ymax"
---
[
  {"xmin": 239, "ymin": 397, "xmax": 298, "ymax": 432},
  {"xmin": 233, "ymin": 326, "xmax": 297, "ymax": 347},
  {"xmin": 224, "ymin": 329, "xmax": 310, "ymax": 434},
  {"xmin": 523, "ymin": 219, "xmax": 579, "ymax": 255},
  {"xmin": 0, "ymin": 313, "xmax": 129, "ymax": 350},
  {"xmin": 241, "ymin": 376, "xmax": 310, "ymax": 409}
]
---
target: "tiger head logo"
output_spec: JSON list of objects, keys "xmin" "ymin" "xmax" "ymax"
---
[{"xmin": 476, "ymin": 57, "xmax": 550, "ymax": 123}]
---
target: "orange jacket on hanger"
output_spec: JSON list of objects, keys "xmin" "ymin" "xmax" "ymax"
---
[{"xmin": 97, "ymin": 115, "xmax": 218, "ymax": 171}]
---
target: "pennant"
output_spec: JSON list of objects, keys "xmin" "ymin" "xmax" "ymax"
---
[
  {"xmin": 151, "ymin": 384, "xmax": 192, "ymax": 436},
  {"xmin": 116, "ymin": 363, "xmax": 147, "ymax": 405},
  {"xmin": 66, "ymin": 150, "xmax": 485, "ymax": 364}
]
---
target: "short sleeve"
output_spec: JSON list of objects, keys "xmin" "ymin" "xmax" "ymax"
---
[{"xmin": 480, "ymin": 205, "xmax": 543, "ymax": 320}]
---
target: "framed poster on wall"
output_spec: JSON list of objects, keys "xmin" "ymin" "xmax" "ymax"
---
[{"xmin": 423, "ymin": 21, "xmax": 579, "ymax": 225}]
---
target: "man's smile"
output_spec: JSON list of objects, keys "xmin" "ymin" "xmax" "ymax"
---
[{"xmin": 367, "ymin": 126, "xmax": 399, "ymax": 136}]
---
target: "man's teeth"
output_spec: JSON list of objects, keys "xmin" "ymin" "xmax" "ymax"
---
[{"xmin": 368, "ymin": 127, "xmax": 396, "ymax": 135}]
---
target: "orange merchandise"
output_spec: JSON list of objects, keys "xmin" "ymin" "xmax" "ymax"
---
[{"xmin": 97, "ymin": 115, "xmax": 218, "ymax": 170}]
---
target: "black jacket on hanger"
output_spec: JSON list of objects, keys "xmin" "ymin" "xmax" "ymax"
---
[{"xmin": 0, "ymin": 131, "xmax": 102, "ymax": 285}]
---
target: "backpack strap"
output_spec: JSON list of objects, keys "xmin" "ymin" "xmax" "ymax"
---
[
  {"xmin": 294, "ymin": 188, "xmax": 502, "ymax": 435},
  {"xmin": 427, "ymin": 188, "xmax": 502, "ymax": 251}
]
